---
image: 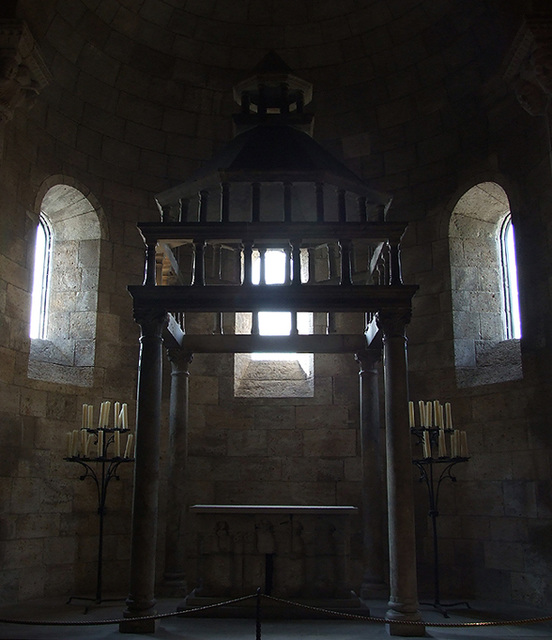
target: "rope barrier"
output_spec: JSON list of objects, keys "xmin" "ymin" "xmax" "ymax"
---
[
  {"xmin": 262, "ymin": 594, "xmax": 552, "ymax": 628},
  {"xmin": 1, "ymin": 591, "xmax": 551, "ymax": 629}
]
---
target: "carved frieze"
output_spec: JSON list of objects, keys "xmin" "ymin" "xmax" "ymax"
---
[{"xmin": 0, "ymin": 19, "xmax": 50, "ymax": 123}]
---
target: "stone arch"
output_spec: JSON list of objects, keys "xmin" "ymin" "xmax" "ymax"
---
[
  {"xmin": 28, "ymin": 177, "xmax": 105, "ymax": 387},
  {"xmin": 448, "ymin": 181, "xmax": 522, "ymax": 387}
]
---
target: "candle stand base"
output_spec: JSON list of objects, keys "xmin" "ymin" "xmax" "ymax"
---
[
  {"xmin": 410, "ymin": 430, "xmax": 470, "ymax": 619},
  {"xmin": 64, "ymin": 430, "xmax": 134, "ymax": 614}
]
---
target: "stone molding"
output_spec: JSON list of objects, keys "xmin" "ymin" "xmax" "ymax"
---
[{"xmin": 0, "ymin": 19, "xmax": 51, "ymax": 122}]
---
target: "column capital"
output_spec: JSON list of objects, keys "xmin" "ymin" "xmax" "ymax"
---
[
  {"xmin": 376, "ymin": 308, "xmax": 411, "ymax": 339},
  {"xmin": 134, "ymin": 308, "xmax": 168, "ymax": 337},
  {"xmin": 354, "ymin": 347, "xmax": 381, "ymax": 372},
  {"xmin": 167, "ymin": 347, "xmax": 193, "ymax": 370}
]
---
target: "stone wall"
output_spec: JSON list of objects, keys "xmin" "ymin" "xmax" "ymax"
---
[
  {"xmin": 177, "ymin": 349, "xmax": 367, "ymax": 592},
  {"xmin": 0, "ymin": 0, "xmax": 551, "ymax": 612}
]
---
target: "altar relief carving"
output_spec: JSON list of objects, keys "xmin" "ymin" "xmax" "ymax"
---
[{"xmin": 190, "ymin": 505, "xmax": 357, "ymax": 600}]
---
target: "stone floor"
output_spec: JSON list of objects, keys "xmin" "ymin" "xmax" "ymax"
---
[{"xmin": 0, "ymin": 597, "xmax": 551, "ymax": 639}]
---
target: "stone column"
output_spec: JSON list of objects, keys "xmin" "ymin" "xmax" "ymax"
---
[
  {"xmin": 355, "ymin": 348, "xmax": 387, "ymax": 599},
  {"xmin": 377, "ymin": 310, "xmax": 424, "ymax": 637},
  {"xmin": 120, "ymin": 309, "xmax": 168, "ymax": 634},
  {"xmin": 162, "ymin": 347, "xmax": 193, "ymax": 595}
]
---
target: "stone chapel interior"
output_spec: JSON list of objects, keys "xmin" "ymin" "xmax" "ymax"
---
[{"xmin": 1, "ymin": 0, "xmax": 552, "ymax": 636}]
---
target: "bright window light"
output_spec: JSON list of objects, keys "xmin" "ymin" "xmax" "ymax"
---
[
  {"xmin": 252, "ymin": 249, "xmax": 287, "ymax": 284},
  {"xmin": 251, "ymin": 248, "xmax": 312, "ymax": 362},
  {"xmin": 30, "ymin": 216, "xmax": 52, "ymax": 339},
  {"xmin": 502, "ymin": 216, "xmax": 521, "ymax": 339}
]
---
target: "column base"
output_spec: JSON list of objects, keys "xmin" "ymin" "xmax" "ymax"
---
[
  {"xmin": 386, "ymin": 620, "xmax": 425, "ymax": 637},
  {"xmin": 119, "ymin": 617, "xmax": 156, "ymax": 634},
  {"xmin": 119, "ymin": 599, "xmax": 157, "ymax": 634},
  {"xmin": 386, "ymin": 606, "xmax": 425, "ymax": 637}
]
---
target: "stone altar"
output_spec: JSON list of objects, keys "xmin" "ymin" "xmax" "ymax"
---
[{"xmin": 183, "ymin": 504, "xmax": 362, "ymax": 615}]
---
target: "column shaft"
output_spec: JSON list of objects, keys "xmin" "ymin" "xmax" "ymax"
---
[
  {"xmin": 162, "ymin": 349, "xmax": 193, "ymax": 594},
  {"xmin": 378, "ymin": 311, "xmax": 424, "ymax": 637},
  {"xmin": 120, "ymin": 310, "xmax": 167, "ymax": 634},
  {"xmin": 356, "ymin": 349, "xmax": 387, "ymax": 598}
]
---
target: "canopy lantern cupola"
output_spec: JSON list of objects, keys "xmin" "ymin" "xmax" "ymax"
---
[
  {"xmin": 123, "ymin": 52, "xmax": 423, "ymax": 638},
  {"xmin": 155, "ymin": 50, "xmax": 391, "ymax": 228}
]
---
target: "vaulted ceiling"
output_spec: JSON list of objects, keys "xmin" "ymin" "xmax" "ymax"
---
[{"xmin": 5, "ymin": 0, "xmax": 536, "ymax": 212}]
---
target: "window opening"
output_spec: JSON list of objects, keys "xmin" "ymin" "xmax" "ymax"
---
[
  {"xmin": 28, "ymin": 181, "xmax": 103, "ymax": 387},
  {"xmin": 449, "ymin": 182, "xmax": 522, "ymax": 387},
  {"xmin": 250, "ymin": 248, "xmax": 313, "ymax": 365},
  {"xmin": 30, "ymin": 214, "xmax": 52, "ymax": 339},
  {"xmin": 501, "ymin": 215, "xmax": 521, "ymax": 339},
  {"xmin": 234, "ymin": 247, "xmax": 314, "ymax": 398}
]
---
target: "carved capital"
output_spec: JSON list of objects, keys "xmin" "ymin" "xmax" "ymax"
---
[
  {"xmin": 354, "ymin": 348, "xmax": 381, "ymax": 373},
  {"xmin": 514, "ymin": 76, "xmax": 548, "ymax": 116},
  {"xmin": 134, "ymin": 308, "xmax": 168, "ymax": 338},
  {"xmin": 503, "ymin": 15, "xmax": 552, "ymax": 114},
  {"xmin": 376, "ymin": 309, "xmax": 411, "ymax": 339},
  {"xmin": 531, "ymin": 42, "xmax": 552, "ymax": 94},
  {"xmin": 167, "ymin": 347, "xmax": 193, "ymax": 371},
  {"xmin": 0, "ymin": 20, "xmax": 51, "ymax": 123}
]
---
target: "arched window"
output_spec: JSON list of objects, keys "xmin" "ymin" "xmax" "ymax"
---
[
  {"xmin": 449, "ymin": 182, "xmax": 522, "ymax": 386},
  {"xmin": 28, "ymin": 182, "xmax": 103, "ymax": 387},
  {"xmin": 30, "ymin": 214, "xmax": 52, "ymax": 340},
  {"xmin": 501, "ymin": 215, "xmax": 521, "ymax": 339}
]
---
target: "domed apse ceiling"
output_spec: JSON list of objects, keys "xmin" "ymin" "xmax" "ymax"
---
[{"xmin": 14, "ymin": 0, "xmax": 524, "ymax": 214}]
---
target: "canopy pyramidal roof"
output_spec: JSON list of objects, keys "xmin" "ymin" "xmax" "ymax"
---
[{"xmin": 156, "ymin": 51, "xmax": 390, "ymax": 212}]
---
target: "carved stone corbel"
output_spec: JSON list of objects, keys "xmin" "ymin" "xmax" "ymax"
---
[
  {"xmin": 513, "ymin": 76, "xmax": 548, "ymax": 116},
  {"xmin": 503, "ymin": 15, "xmax": 552, "ymax": 115},
  {"xmin": 0, "ymin": 19, "xmax": 50, "ymax": 123}
]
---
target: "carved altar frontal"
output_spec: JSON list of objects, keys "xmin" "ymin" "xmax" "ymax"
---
[{"xmin": 186, "ymin": 505, "xmax": 359, "ymax": 607}]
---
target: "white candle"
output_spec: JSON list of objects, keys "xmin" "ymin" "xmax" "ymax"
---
[
  {"xmin": 450, "ymin": 431, "xmax": 457, "ymax": 457},
  {"xmin": 433, "ymin": 401, "xmax": 440, "ymax": 427},
  {"xmin": 445, "ymin": 402, "xmax": 453, "ymax": 430},
  {"xmin": 80, "ymin": 429, "xmax": 87, "ymax": 455},
  {"xmin": 426, "ymin": 401, "xmax": 433, "ymax": 427},
  {"xmin": 438, "ymin": 428, "xmax": 447, "ymax": 457},
  {"xmin": 104, "ymin": 401, "xmax": 111, "ymax": 427},
  {"xmin": 81, "ymin": 404, "xmax": 87, "ymax": 430},
  {"xmin": 123, "ymin": 433, "xmax": 134, "ymax": 458},
  {"xmin": 422, "ymin": 431, "xmax": 431, "ymax": 458},
  {"xmin": 87, "ymin": 405, "xmax": 93, "ymax": 429},
  {"xmin": 114, "ymin": 430, "xmax": 121, "ymax": 458},
  {"xmin": 418, "ymin": 401, "xmax": 425, "ymax": 427},
  {"xmin": 408, "ymin": 401, "xmax": 415, "ymax": 428},
  {"xmin": 97, "ymin": 430, "xmax": 104, "ymax": 458},
  {"xmin": 121, "ymin": 403, "xmax": 128, "ymax": 429},
  {"xmin": 98, "ymin": 402, "xmax": 104, "ymax": 429},
  {"xmin": 114, "ymin": 402, "xmax": 121, "ymax": 428},
  {"xmin": 84, "ymin": 434, "xmax": 93, "ymax": 458}
]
